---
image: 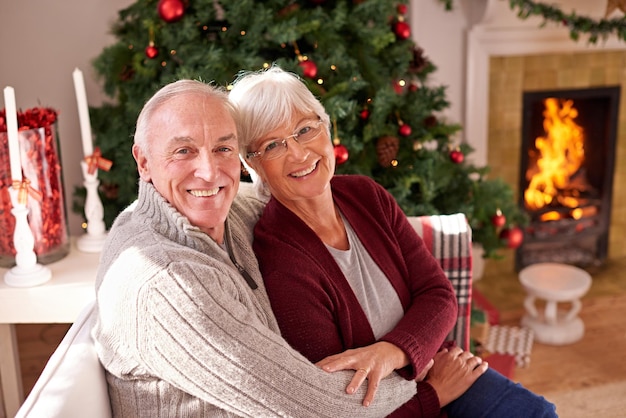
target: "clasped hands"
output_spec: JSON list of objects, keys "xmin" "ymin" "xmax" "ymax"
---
[{"xmin": 316, "ymin": 341, "xmax": 488, "ymax": 408}]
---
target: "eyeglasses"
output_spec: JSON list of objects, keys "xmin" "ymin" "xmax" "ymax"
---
[{"xmin": 246, "ymin": 119, "xmax": 324, "ymax": 161}]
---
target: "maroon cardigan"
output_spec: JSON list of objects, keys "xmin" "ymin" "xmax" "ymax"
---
[{"xmin": 254, "ymin": 175, "xmax": 458, "ymax": 417}]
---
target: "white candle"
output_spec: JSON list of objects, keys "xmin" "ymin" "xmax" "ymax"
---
[
  {"xmin": 73, "ymin": 68, "xmax": 94, "ymax": 157},
  {"xmin": 3, "ymin": 86, "xmax": 22, "ymax": 182}
]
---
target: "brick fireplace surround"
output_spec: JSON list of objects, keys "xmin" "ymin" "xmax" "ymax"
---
[{"xmin": 464, "ymin": 1, "xmax": 626, "ymax": 277}]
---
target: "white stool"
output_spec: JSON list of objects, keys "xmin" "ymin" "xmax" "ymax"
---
[{"xmin": 519, "ymin": 263, "xmax": 592, "ymax": 345}]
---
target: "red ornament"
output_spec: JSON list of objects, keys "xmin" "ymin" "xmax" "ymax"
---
[
  {"xmin": 299, "ymin": 60, "xmax": 318, "ymax": 78},
  {"xmin": 449, "ymin": 149, "xmax": 464, "ymax": 164},
  {"xmin": 393, "ymin": 21, "xmax": 411, "ymax": 40},
  {"xmin": 359, "ymin": 109, "xmax": 370, "ymax": 120},
  {"xmin": 334, "ymin": 144, "xmax": 349, "ymax": 165},
  {"xmin": 491, "ymin": 209, "xmax": 506, "ymax": 228},
  {"xmin": 145, "ymin": 44, "xmax": 159, "ymax": 59},
  {"xmin": 398, "ymin": 124, "xmax": 412, "ymax": 137},
  {"xmin": 397, "ymin": 4, "xmax": 408, "ymax": 15},
  {"xmin": 158, "ymin": 0, "xmax": 185, "ymax": 23},
  {"xmin": 500, "ymin": 227, "xmax": 524, "ymax": 249}
]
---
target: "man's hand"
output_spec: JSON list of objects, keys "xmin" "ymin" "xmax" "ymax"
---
[{"xmin": 315, "ymin": 341, "xmax": 409, "ymax": 407}]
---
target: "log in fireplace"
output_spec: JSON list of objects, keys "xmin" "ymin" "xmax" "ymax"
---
[{"xmin": 516, "ymin": 86, "xmax": 621, "ymax": 271}]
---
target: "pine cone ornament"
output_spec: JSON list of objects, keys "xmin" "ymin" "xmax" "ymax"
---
[
  {"xmin": 423, "ymin": 114, "xmax": 438, "ymax": 128},
  {"xmin": 376, "ymin": 135, "xmax": 400, "ymax": 167},
  {"xmin": 409, "ymin": 46, "xmax": 428, "ymax": 74}
]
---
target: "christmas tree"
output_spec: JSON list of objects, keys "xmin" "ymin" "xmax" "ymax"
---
[{"xmin": 79, "ymin": 0, "xmax": 527, "ymax": 258}]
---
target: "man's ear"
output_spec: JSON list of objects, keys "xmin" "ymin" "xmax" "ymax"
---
[{"xmin": 133, "ymin": 144, "xmax": 151, "ymax": 182}]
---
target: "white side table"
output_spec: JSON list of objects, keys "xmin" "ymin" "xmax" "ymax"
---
[
  {"xmin": 0, "ymin": 238, "xmax": 99, "ymax": 418},
  {"xmin": 519, "ymin": 263, "xmax": 592, "ymax": 346}
]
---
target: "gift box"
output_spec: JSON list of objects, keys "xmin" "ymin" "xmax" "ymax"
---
[
  {"xmin": 470, "ymin": 305, "xmax": 491, "ymax": 346},
  {"xmin": 482, "ymin": 352, "xmax": 517, "ymax": 379},
  {"xmin": 472, "ymin": 288, "xmax": 500, "ymax": 325},
  {"xmin": 484, "ymin": 325, "xmax": 534, "ymax": 368}
]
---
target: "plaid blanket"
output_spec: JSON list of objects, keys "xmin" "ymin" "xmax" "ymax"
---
[{"xmin": 407, "ymin": 213, "xmax": 472, "ymax": 351}]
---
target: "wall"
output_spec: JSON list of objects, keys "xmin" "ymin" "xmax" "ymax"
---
[
  {"xmin": 0, "ymin": 0, "xmax": 134, "ymax": 235},
  {"xmin": 0, "ymin": 0, "xmax": 466, "ymax": 236}
]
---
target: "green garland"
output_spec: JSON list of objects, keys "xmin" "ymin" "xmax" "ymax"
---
[{"xmin": 439, "ymin": 0, "xmax": 626, "ymax": 44}]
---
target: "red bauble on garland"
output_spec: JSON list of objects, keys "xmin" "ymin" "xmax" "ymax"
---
[
  {"xmin": 158, "ymin": 0, "xmax": 185, "ymax": 23},
  {"xmin": 359, "ymin": 109, "xmax": 370, "ymax": 120},
  {"xmin": 299, "ymin": 60, "xmax": 318, "ymax": 78},
  {"xmin": 334, "ymin": 144, "xmax": 349, "ymax": 165},
  {"xmin": 449, "ymin": 149, "xmax": 464, "ymax": 164},
  {"xmin": 499, "ymin": 226, "xmax": 524, "ymax": 249},
  {"xmin": 145, "ymin": 44, "xmax": 159, "ymax": 59}
]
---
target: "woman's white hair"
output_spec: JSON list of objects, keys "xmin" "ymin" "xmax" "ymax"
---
[
  {"xmin": 134, "ymin": 79, "xmax": 234, "ymax": 155},
  {"xmin": 228, "ymin": 65, "xmax": 331, "ymax": 196}
]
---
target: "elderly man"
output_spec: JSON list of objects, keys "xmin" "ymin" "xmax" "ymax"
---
[{"xmin": 92, "ymin": 79, "xmax": 418, "ymax": 417}]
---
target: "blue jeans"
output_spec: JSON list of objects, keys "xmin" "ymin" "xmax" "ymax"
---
[{"xmin": 444, "ymin": 368, "xmax": 557, "ymax": 418}]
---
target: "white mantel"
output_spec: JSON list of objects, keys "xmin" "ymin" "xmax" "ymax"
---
[{"xmin": 463, "ymin": 0, "xmax": 626, "ymax": 166}]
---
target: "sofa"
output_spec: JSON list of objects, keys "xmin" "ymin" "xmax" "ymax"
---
[{"xmin": 14, "ymin": 213, "xmax": 473, "ymax": 417}]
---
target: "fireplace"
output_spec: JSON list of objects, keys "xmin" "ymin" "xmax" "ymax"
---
[{"xmin": 516, "ymin": 86, "xmax": 621, "ymax": 270}]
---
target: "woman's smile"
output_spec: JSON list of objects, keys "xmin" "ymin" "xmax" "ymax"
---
[{"xmin": 289, "ymin": 161, "xmax": 319, "ymax": 178}]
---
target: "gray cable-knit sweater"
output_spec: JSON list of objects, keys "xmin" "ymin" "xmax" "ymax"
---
[{"xmin": 92, "ymin": 180, "xmax": 417, "ymax": 417}]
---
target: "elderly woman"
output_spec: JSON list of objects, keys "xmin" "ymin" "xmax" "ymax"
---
[{"xmin": 229, "ymin": 66, "xmax": 557, "ymax": 418}]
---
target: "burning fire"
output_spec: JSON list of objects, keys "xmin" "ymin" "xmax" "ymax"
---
[{"xmin": 524, "ymin": 98, "xmax": 585, "ymax": 212}]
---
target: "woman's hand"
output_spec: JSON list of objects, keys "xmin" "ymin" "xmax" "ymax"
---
[
  {"xmin": 315, "ymin": 341, "xmax": 409, "ymax": 407},
  {"xmin": 426, "ymin": 347, "xmax": 489, "ymax": 407}
]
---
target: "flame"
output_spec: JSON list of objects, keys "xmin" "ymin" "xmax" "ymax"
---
[{"xmin": 524, "ymin": 98, "xmax": 585, "ymax": 211}]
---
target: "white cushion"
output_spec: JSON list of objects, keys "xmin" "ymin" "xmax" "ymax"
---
[{"xmin": 15, "ymin": 300, "xmax": 111, "ymax": 418}]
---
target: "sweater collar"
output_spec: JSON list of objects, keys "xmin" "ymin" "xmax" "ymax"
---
[{"xmin": 133, "ymin": 180, "xmax": 224, "ymax": 255}]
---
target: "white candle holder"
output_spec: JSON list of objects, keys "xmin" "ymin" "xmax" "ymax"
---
[
  {"xmin": 4, "ymin": 187, "xmax": 52, "ymax": 287},
  {"xmin": 77, "ymin": 160, "xmax": 107, "ymax": 253}
]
